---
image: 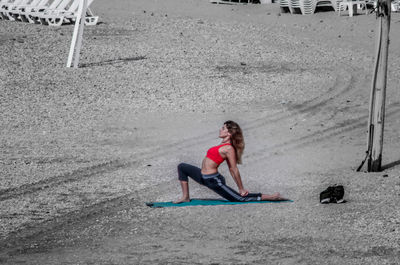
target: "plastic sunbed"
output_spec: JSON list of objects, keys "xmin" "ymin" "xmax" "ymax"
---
[
  {"xmin": 5, "ymin": 0, "xmax": 40, "ymax": 20},
  {"xmin": 38, "ymin": 0, "xmax": 98, "ymax": 26},
  {"xmin": 0, "ymin": 0, "xmax": 24, "ymax": 19},
  {"xmin": 21, "ymin": 0, "xmax": 69, "ymax": 23}
]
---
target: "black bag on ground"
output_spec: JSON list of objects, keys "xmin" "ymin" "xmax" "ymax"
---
[{"xmin": 320, "ymin": 185, "xmax": 345, "ymax": 204}]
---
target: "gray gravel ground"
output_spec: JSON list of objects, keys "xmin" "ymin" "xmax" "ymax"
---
[{"xmin": 1, "ymin": 0, "xmax": 400, "ymax": 264}]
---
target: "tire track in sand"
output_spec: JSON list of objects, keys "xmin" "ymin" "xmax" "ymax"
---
[
  {"xmin": 243, "ymin": 67, "xmax": 355, "ymax": 131},
  {"xmin": 248, "ymin": 102, "xmax": 400, "ymax": 163}
]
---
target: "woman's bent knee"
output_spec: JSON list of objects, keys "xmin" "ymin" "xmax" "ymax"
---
[
  {"xmin": 177, "ymin": 162, "xmax": 189, "ymax": 170},
  {"xmin": 177, "ymin": 163, "xmax": 189, "ymax": 181}
]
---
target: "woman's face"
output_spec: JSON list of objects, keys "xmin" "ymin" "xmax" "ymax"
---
[{"xmin": 219, "ymin": 124, "xmax": 230, "ymax": 138}]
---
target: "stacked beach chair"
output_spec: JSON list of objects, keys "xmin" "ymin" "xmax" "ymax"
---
[
  {"xmin": 280, "ymin": 0, "xmax": 352, "ymax": 14},
  {"xmin": 299, "ymin": 0, "xmax": 315, "ymax": 14},
  {"xmin": 0, "ymin": 0, "xmax": 98, "ymax": 26},
  {"xmin": 279, "ymin": 0, "xmax": 290, "ymax": 12},
  {"xmin": 288, "ymin": 0, "xmax": 301, "ymax": 13},
  {"xmin": 337, "ymin": 0, "xmax": 368, "ymax": 16},
  {"xmin": 392, "ymin": 0, "xmax": 400, "ymax": 12}
]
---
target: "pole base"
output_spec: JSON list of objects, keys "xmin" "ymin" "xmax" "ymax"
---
[{"xmin": 368, "ymin": 155, "xmax": 382, "ymax": 172}]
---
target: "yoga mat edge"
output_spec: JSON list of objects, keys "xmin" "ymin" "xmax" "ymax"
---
[{"xmin": 146, "ymin": 199, "xmax": 294, "ymax": 208}]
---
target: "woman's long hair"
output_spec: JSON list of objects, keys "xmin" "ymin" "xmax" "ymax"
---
[{"xmin": 224, "ymin": 120, "xmax": 245, "ymax": 164}]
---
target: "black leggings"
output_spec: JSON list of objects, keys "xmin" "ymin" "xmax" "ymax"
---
[{"xmin": 177, "ymin": 163, "xmax": 261, "ymax": 202}]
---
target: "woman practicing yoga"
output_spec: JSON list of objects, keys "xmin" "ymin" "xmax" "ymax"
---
[{"xmin": 174, "ymin": 120, "xmax": 287, "ymax": 203}]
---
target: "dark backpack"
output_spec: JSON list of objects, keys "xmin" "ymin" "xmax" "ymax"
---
[{"xmin": 320, "ymin": 185, "xmax": 345, "ymax": 204}]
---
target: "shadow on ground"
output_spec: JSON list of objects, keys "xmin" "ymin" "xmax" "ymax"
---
[
  {"xmin": 382, "ymin": 159, "xmax": 400, "ymax": 171},
  {"xmin": 80, "ymin": 56, "xmax": 146, "ymax": 68}
]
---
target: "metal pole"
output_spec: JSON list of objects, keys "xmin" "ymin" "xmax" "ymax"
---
[
  {"xmin": 67, "ymin": 0, "xmax": 88, "ymax": 68},
  {"xmin": 367, "ymin": 0, "xmax": 390, "ymax": 172}
]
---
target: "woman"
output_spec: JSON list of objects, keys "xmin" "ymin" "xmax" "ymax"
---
[{"xmin": 174, "ymin": 120, "xmax": 287, "ymax": 203}]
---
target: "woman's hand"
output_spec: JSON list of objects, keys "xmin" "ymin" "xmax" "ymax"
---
[{"xmin": 239, "ymin": 189, "xmax": 249, "ymax": 197}]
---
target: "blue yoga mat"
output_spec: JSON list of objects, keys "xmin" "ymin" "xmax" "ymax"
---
[{"xmin": 146, "ymin": 199, "xmax": 293, "ymax": 208}]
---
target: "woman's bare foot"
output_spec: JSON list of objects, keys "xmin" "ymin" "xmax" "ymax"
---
[
  {"xmin": 261, "ymin": 192, "xmax": 288, "ymax": 201},
  {"xmin": 173, "ymin": 197, "xmax": 191, "ymax": 204},
  {"xmin": 271, "ymin": 192, "xmax": 281, "ymax": 200}
]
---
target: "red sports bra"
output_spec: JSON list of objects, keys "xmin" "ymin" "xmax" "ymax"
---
[{"xmin": 206, "ymin": 143, "xmax": 231, "ymax": 165}]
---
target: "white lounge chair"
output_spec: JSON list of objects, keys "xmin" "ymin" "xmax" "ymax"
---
[
  {"xmin": 37, "ymin": 0, "xmax": 79, "ymax": 25},
  {"xmin": 5, "ymin": 0, "xmax": 38, "ymax": 20},
  {"xmin": 1, "ymin": 0, "xmax": 23, "ymax": 10},
  {"xmin": 338, "ymin": 0, "xmax": 367, "ymax": 16},
  {"xmin": 10, "ymin": 0, "xmax": 47, "ymax": 21},
  {"xmin": 288, "ymin": 0, "xmax": 301, "ymax": 13},
  {"xmin": 319, "ymin": 0, "xmax": 338, "ymax": 11},
  {"xmin": 21, "ymin": 0, "xmax": 68, "ymax": 23},
  {"xmin": 0, "ymin": 0, "xmax": 11, "ymax": 19},
  {"xmin": 0, "ymin": 0, "xmax": 12, "ymax": 10},
  {"xmin": 392, "ymin": 0, "xmax": 400, "ymax": 12},
  {"xmin": 70, "ymin": 5, "xmax": 98, "ymax": 26},
  {"xmin": 299, "ymin": 0, "xmax": 315, "ymax": 14},
  {"xmin": 16, "ymin": 0, "xmax": 50, "ymax": 22},
  {"xmin": 304, "ymin": 0, "xmax": 340, "ymax": 14},
  {"xmin": 0, "ymin": 0, "xmax": 24, "ymax": 19},
  {"xmin": 299, "ymin": 0, "xmax": 334, "ymax": 15},
  {"xmin": 38, "ymin": 0, "xmax": 98, "ymax": 26},
  {"xmin": 279, "ymin": 0, "xmax": 291, "ymax": 12}
]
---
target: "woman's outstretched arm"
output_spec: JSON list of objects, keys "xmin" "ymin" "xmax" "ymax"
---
[{"xmin": 226, "ymin": 148, "xmax": 249, "ymax": 196}]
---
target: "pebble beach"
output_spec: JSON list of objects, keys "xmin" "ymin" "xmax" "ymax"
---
[{"xmin": 1, "ymin": 0, "xmax": 400, "ymax": 263}]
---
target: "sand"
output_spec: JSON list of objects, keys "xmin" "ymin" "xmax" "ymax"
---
[{"xmin": 1, "ymin": 0, "xmax": 400, "ymax": 264}]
